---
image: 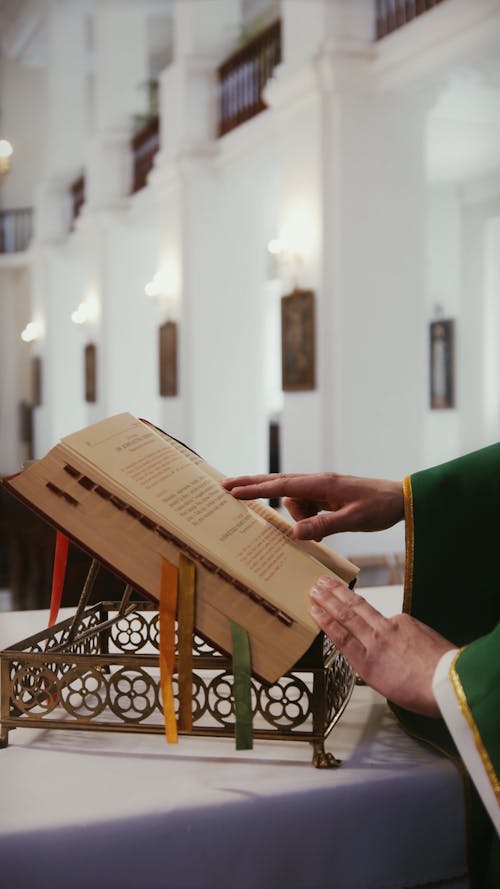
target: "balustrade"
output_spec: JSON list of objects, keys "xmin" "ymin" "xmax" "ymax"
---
[
  {"xmin": 131, "ymin": 116, "xmax": 160, "ymax": 194},
  {"xmin": 0, "ymin": 208, "xmax": 33, "ymax": 254},
  {"xmin": 218, "ymin": 19, "xmax": 281, "ymax": 138},
  {"xmin": 376, "ymin": 0, "xmax": 445, "ymax": 39}
]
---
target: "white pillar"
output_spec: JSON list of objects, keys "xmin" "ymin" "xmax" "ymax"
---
[
  {"xmin": 30, "ymin": 246, "xmax": 87, "ymax": 456},
  {"xmin": 158, "ymin": 0, "xmax": 241, "ymax": 162},
  {"xmin": 281, "ymin": 0, "xmax": 374, "ymax": 71},
  {"xmin": 68, "ymin": 0, "xmax": 151, "ymax": 429},
  {"xmin": 266, "ymin": 0, "xmax": 428, "ymax": 558},
  {"xmin": 34, "ymin": 0, "xmax": 88, "ymax": 243},
  {"xmin": 28, "ymin": 1, "xmax": 89, "ymax": 452},
  {"xmin": 152, "ymin": 1, "xmax": 243, "ymax": 449},
  {"xmin": 0, "ymin": 263, "xmax": 32, "ymax": 473},
  {"xmin": 461, "ymin": 194, "xmax": 500, "ymax": 455},
  {"xmin": 320, "ymin": 84, "xmax": 429, "ymax": 485},
  {"xmin": 86, "ymin": 0, "xmax": 150, "ymax": 207}
]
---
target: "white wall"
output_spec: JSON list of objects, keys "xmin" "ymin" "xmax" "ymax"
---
[
  {"xmin": 0, "ymin": 55, "xmax": 45, "ymax": 210},
  {"xmin": 460, "ymin": 182, "xmax": 500, "ymax": 454},
  {"xmin": 0, "ymin": 263, "xmax": 32, "ymax": 474},
  {"xmin": 3, "ymin": 0, "xmax": 500, "ymax": 564},
  {"xmin": 423, "ymin": 185, "xmax": 462, "ymax": 468}
]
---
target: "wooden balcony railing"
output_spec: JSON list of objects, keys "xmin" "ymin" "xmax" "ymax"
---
[
  {"xmin": 376, "ymin": 0, "xmax": 445, "ymax": 39},
  {"xmin": 218, "ymin": 19, "xmax": 281, "ymax": 138},
  {"xmin": 131, "ymin": 115, "xmax": 160, "ymax": 194},
  {"xmin": 70, "ymin": 173, "xmax": 85, "ymax": 229},
  {"xmin": 0, "ymin": 208, "xmax": 33, "ymax": 254}
]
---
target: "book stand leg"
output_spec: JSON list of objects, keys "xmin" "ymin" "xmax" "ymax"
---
[{"xmin": 0, "ymin": 561, "xmax": 356, "ymax": 764}]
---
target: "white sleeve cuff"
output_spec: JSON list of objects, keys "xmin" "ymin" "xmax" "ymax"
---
[{"xmin": 432, "ymin": 648, "xmax": 500, "ymax": 836}]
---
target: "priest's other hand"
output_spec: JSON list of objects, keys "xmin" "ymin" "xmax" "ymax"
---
[
  {"xmin": 310, "ymin": 577, "xmax": 455, "ymax": 717},
  {"xmin": 222, "ymin": 472, "xmax": 404, "ymax": 542}
]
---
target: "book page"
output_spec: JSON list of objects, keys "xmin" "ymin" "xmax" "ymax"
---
[
  {"xmin": 145, "ymin": 421, "xmax": 358, "ymax": 584},
  {"xmin": 61, "ymin": 414, "xmax": 333, "ymax": 627}
]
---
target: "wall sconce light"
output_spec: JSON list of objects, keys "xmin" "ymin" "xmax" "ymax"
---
[
  {"xmin": 144, "ymin": 261, "xmax": 180, "ymax": 319},
  {"xmin": 71, "ymin": 294, "xmax": 100, "ymax": 325},
  {"xmin": 268, "ymin": 209, "xmax": 317, "ymax": 286},
  {"xmin": 267, "ymin": 236, "xmax": 304, "ymax": 286},
  {"xmin": 21, "ymin": 320, "xmax": 43, "ymax": 343},
  {"xmin": 0, "ymin": 139, "xmax": 13, "ymax": 179}
]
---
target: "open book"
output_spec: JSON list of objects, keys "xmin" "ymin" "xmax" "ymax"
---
[{"xmin": 2, "ymin": 413, "xmax": 358, "ymax": 682}]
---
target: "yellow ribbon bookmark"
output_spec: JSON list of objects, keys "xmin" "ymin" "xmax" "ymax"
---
[
  {"xmin": 177, "ymin": 554, "xmax": 196, "ymax": 733},
  {"xmin": 159, "ymin": 558, "xmax": 178, "ymax": 744}
]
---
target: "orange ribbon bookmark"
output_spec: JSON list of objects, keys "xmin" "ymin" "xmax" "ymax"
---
[{"xmin": 159, "ymin": 557, "xmax": 178, "ymax": 743}]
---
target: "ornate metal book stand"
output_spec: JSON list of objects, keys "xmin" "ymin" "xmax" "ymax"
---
[{"xmin": 0, "ymin": 561, "xmax": 356, "ymax": 766}]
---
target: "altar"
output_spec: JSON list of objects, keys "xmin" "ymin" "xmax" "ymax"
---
[{"xmin": 0, "ymin": 595, "xmax": 469, "ymax": 889}]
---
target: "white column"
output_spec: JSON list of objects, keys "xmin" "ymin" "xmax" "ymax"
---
[
  {"xmin": 34, "ymin": 0, "xmax": 88, "ymax": 243},
  {"xmin": 281, "ymin": 0, "xmax": 375, "ymax": 71},
  {"xmin": 30, "ymin": 246, "xmax": 87, "ymax": 456},
  {"xmin": 461, "ymin": 194, "xmax": 500, "ymax": 455},
  {"xmin": 320, "ymin": 85, "xmax": 428, "ymax": 481},
  {"xmin": 152, "ymin": 1, "xmax": 243, "ymax": 450},
  {"xmin": 158, "ymin": 0, "xmax": 241, "ymax": 162},
  {"xmin": 86, "ymin": 0, "xmax": 150, "ymax": 207},
  {"xmin": 0, "ymin": 263, "xmax": 32, "ymax": 474},
  {"xmin": 482, "ymin": 215, "xmax": 500, "ymax": 443},
  {"xmin": 29, "ymin": 1, "xmax": 89, "ymax": 452},
  {"xmin": 68, "ymin": 0, "xmax": 151, "ymax": 429},
  {"xmin": 266, "ymin": 0, "xmax": 428, "ymax": 559}
]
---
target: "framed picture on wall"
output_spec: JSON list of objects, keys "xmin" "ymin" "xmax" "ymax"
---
[
  {"xmin": 84, "ymin": 342, "xmax": 97, "ymax": 403},
  {"xmin": 430, "ymin": 319, "xmax": 455, "ymax": 409},
  {"xmin": 159, "ymin": 321, "xmax": 178, "ymax": 397},
  {"xmin": 281, "ymin": 289, "xmax": 316, "ymax": 392}
]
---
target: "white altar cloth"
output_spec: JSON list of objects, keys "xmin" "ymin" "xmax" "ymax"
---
[{"xmin": 0, "ymin": 597, "xmax": 468, "ymax": 889}]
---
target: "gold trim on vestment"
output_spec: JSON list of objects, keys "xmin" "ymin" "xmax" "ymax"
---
[
  {"xmin": 402, "ymin": 476, "xmax": 414, "ymax": 615},
  {"xmin": 450, "ymin": 651, "xmax": 500, "ymax": 804}
]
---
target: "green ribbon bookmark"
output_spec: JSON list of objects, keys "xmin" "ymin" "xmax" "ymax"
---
[{"xmin": 230, "ymin": 620, "xmax": 253, "ymax": 750}]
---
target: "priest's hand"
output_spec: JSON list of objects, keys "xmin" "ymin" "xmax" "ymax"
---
[
  {"xmin": 223, "ymin": 472, "xmax": 404, "ymax": 542},
  {"xmin": 310, "ymin": 577, "xmax": 455, "ymax": 717}
]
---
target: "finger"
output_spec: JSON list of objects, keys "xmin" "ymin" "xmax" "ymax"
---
[
  {"xmin": 310, "ymin": 589, "xmax": 374, "ymax": 642},
  {"xmin": 222, "ymin": 474, "xmax": 277, "ymax": 491},
  {"xmin": 226, "ymin": 474, "xmax": 334, "ymax": 504},
  {"xmin": 310, "ymin": 604, "xmax": 368, "ymax": 669},
  {"xmin": 283, "ymin": 497, "xmax": 320, "ymax": 522},
  {"xmin": 223, "ymin": 473, "xmax": 302, "ymax": 499},
  {"xmin": 292, "ymin": 505, "xmax": 359, "ymax": 540},
  {"xmin": 311, "ymin": 579, "xmax": 388, "ymax": 638},
  {"xmin": 292, "ymin": 502, "xmax": 372, "ymax": 539}
]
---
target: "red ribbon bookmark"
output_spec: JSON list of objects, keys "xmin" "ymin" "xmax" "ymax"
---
[{"xmin": 48, "ymin": 532, "xmax": 69, "ymax": 627}]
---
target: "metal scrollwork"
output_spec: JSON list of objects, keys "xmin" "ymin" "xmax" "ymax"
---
[
  {"xmin": 10, "ymin": 663, "xmax": 59, "ymax": 715},
  {"xmin": 257, "ymin": 676, "xmax": 311, "ymax": 731},
  {"xmin": 108, "ymin": 667, "xmax": 160, "ymax": 722},
  {"xmin": 112, "ymin": 613, "xmax": 150, "ymax": 653},
  {"xmin": 60, "ymin": 666, "xmax": 108, "ymax": 719},
  {"xmin": 0, "ymin": 601, "xmax": 355, "ymax": 765},
  {"xmin": 207, "ymin": 671, "xmax": 240, "ymax": 726},
  {"xmin": 148, "ymin": 613, "xmax": 160, "ymax": 649},
  {"xmin": 324, "ymin": 651, "xmax": 356, "ymax": 733}
]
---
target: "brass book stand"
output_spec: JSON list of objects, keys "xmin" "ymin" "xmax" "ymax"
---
[{"xmin": 0, "ymin": 560, "xmax": 356, "ymax": 766}]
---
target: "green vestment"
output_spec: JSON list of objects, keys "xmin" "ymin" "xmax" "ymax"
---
[{"xmin": 395, "ymin": 444, "xmax": 500, "ymax": 888}]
